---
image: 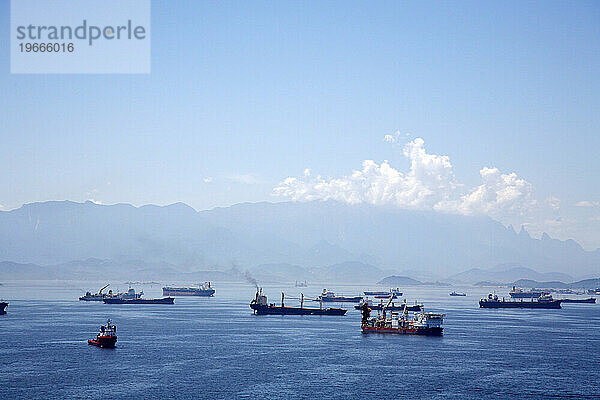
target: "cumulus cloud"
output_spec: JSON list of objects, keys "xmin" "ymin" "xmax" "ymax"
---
[
  {"xmin": 436, "ymin": 167, "xmax": 537, "ymax": 219},
  {"xmin": 274, "ymin": 138, "xmax": 459, "ymax": 209},
  {"xmin": 274, "ymin": 136, "xmax": 539, "ymax": 220}
]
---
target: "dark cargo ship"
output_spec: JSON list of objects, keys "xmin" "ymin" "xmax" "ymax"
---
[
  {"xmin": 88, "ymin": 319, "xmax": 117, "ymax": 348},
  {"xmin": 250, "ymin": 289, "xmax": 346, "ymax": 316},
  {"xmin": 162, "ymin": 282, "xmax": 215, "ymax": 297},
  {"xmin": 0, "ymin": 302, "xmax": 7, "ymax": 315},
  {"xmin": 480, "ymin": 293, "xmax": 562, "ymax": 309}
]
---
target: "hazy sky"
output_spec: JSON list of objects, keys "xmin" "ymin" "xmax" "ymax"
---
[{"xmin": 1, "ymin": 1, "xmax": 599, "ymax": 249}]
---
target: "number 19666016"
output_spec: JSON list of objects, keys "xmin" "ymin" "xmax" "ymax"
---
[{"xmin": 20, "ymin": 43, "xmax": 74, "ymax": 52}]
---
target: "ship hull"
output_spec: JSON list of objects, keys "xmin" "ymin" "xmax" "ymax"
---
[
  {"xmin": 162, "ymin": 289, "xmax": 215, "ymax": 297},
  {"xmin": 320, "ymin": 297, "xmax": 362, "ymax": 303},
  {"xmin": 250, "ymin": 304, "xmax": 346, "ymax": 315},
  {"xmin": 364, "ymin": 291, "xmax": 403, "ymax": 296},
  {"xmin": 479, "ymin": 300, "xmax": 562, "ymax": 309},
  {"xmin": 561, "ymin": 298, "xmax": 596, "ymax": 303},
  {"xmin": 88, "ymin": 336, "xmax": 117, "ymax": 348},
  {"xmin": 354, "ymin": 304, "xmax": 422, "ymax": 312},
  {"xmin": 103, "ymin": 297, "xmax": 174, "ymax": 304},
  {"xmin": 509, "ymin": 292, "xmax": 548, "ymax": 299},
  {"xmin": 361, "ymin": 326, "xmax": 443, "ymax": 336},
  {"xmin": 0, "ymin": 302, "xmax": 7, "ymax": 315},
  {"xmin": 79, "ymin": 296, "xmax": 106, "ymax": 301}
]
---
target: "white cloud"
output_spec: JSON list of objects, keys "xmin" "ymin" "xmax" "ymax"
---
[
  {"xmin": 575, "ymin": 200, "xmax": 600, "ymax": 207},
  {"xmin": 275, "ymin": 138, "xmax": 459, "ymax": 209},
  {"xmin": 436, "ymin": 167, "xmax": 537, "ymax": 219},
  {"xmin": 274, "ymin": 137, "xmax": 539, "ymax": 221},
  {"xmin": 203, "ymin": 177, "xmax": 213, "ymax": 183}
]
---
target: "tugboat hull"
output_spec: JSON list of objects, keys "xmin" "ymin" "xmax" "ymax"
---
[
  {"xmin": 362, "ymin": 326, "xmax": 443, "ymax": 336},
  {"xmin": 88, "ymin": 336, "xmax": 117, "ymax": 348},
  {"xmin": 250, "ymin": 304, "xmax": 346, "ymax": 316}
]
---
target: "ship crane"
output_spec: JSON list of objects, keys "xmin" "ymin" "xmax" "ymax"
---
[{"xmin": 98, "ymin": 284, "xmax": 110, "ymax": 295}]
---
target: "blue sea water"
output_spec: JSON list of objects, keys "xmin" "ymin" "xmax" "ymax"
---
[{"xmin": 1, "ymin": 281, "xmax": 599, "ymax": 399}]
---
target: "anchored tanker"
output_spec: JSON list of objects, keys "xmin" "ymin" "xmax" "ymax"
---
[
  {"xmin": 479, "ymin": 293, "xmax": 562, "ymax": 309},
  {"xmin": 162, "ymin": 282, "xmax": 215, "ymax": 297}
]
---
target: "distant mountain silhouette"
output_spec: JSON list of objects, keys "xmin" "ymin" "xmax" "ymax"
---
[
  {"xmin": 448, "ymin": 264, "xmax": 574, "ymax": 284},
  {"xmin": 377, "ymin": 275, "xmax": 424, "ymax": 286},
  {"xmin": 1, "ymin": 200, "xmax": 598, "ymax": 280}
]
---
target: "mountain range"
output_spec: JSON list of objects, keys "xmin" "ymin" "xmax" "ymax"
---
[{"xmin": 0, "ymin": 200, "xmax": 598, "ymax": 282}]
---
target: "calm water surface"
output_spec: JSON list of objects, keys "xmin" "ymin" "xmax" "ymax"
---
[{"xmin": 1, "ymin": 281, "xmax": 599, "ymax": 399}]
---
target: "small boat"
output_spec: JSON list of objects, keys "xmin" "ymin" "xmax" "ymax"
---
[
  {"xmin": 250, "ymin": 289, "xmax": 346, "ymax": 316},
  {"xmin": 103, "ymin": 297, "xmax": 174, "ymax": 304},
  {"xmin": 479, "ymin": 293, "xmax": 562, "ymax": 309},
  {"xmin": 560, "ymin": 298, "xmax": 596, "ymax": 304},
  {"xmin": 295, "ymin": 280, "xmax": 308, "ymax": 287},
  {"xmin": 317, "ymin": 289, "xmax": 362, "ymax": 303},
  {"xmin": 88, "ymin": 319, "xmax": 117, "ymax": 348},
  {"xmin": 163, "ymin": 282, "xmax": 215, "ymax": 297},
  {"xmin": 360, "ymin": 300, "xmax": 444, "ymax": 336},
  {"xmin": 449, "ymin": 291, "xmax": 466, "ymax": 296},
  {"xmin": 0, "ymin": 301, "xmax": 7, "ymax": 315}
]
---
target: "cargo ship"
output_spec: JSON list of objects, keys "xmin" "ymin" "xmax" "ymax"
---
[
  {"xmin": 80, "ymin": 286, "xmax": 143, "ymax": 301},
  {"xmin": 449, "ymin": 291, "xmax": 466, "ymax": 296},
  {"xmin": 162, "ymin": 282, "xmax": 215, "ymax": 297},
  {"xmin": 479, "ymin": 293, "xmax": 562, "ymax": 309},
  {"xmin": 354, "ymin": 299, "xmax": 422, "ymax": 312},
  {"xmin": 88, "ymin": 319, "xmax": 117, "ymax": 348},
  {"xmin": 317, "ymin": 289, "xmax": 362, "ymax": 303},
  {"xmin": 250, "ymin": 289, "xmax": 346, "ymax": 315},
  {"xmin": 364, "ymin": 288, "xmax": 402, "ymax": 297},
  {"xmin": 0, "ymin": 301, "xmax": 7, "ymax": 315},
  {"xmin": 104, "ymin": 297, "xmax": 174, "ymax": 304},
  {"xmin": 79, "ymin": 284, "xmax": 113, "ymax": 301},
  {"xmin": 360, "ymin": 300, "xmax": 444, "ymax": 335},
  {"xmin": 560, "ymin": 297, "xmax": 596, "ymax": 304},
  {"xmin": 509, "ymin": 286, "xmax": 551, "ymax": 299}
]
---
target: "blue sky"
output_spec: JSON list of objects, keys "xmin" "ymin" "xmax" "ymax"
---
[{"xmin": 1, "ymin": 1, "xmax": 599, "ymax": 248}]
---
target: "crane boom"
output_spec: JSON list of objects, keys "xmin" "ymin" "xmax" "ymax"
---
[{"xmin": 98, "ymin": 284, "xmax": 110, "ymax": 295}]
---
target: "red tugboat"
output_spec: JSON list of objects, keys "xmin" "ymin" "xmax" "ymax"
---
[
  {"xmin": 88, "ymin": 319, "xmax": 117, "ymax": 348},
  {"xmin": 361, "ymin": 299, "xmax": 444, "ymax": 336}
]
